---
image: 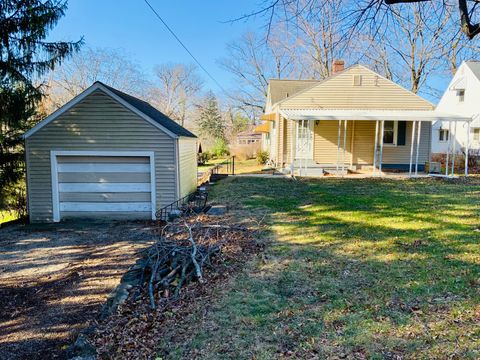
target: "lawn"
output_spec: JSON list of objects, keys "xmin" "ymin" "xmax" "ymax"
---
[
  {"xmin": 159, "ymin": 177, "xmax": 480, "ymax": 359},
  {"xmin": 199, "ymin": 157, "xmax": 267, "ymax": 175},
  {"xmin": 0, "ymin": 210, "xmax": 17, "ymax": 225}
]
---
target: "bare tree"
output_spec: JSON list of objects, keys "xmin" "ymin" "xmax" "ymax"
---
[
  {"xmin": 219, "ymin": 30, "xmax": 301, "ymax": 118},
  {"xmin": 44, "ymin": 47, "xmax": 149, "ymax": 112},
  {"xmin": 240, "ymin": 0, "xmax": 480, "ymax": 40},
  {"xmin": 149, "ymin": 63, "xmax": 203, "ymax": 127},
  {"xmin": 285, "ymin": 0, "xmax": 350, "ymax": 78}
]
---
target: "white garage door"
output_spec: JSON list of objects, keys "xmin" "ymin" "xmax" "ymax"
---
[{"xmin": 53, "ymin": 154, "xmax": 154, "ymax": 221}]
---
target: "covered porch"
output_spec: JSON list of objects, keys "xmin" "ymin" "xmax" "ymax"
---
[{"xmin": 279, "ymin": 109, "xmax": 472, "ymax": 178}]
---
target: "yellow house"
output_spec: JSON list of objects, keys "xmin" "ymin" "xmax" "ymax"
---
[{"xmin": 258, "ymin": 61, "xmax": 470, "ymax": 176}]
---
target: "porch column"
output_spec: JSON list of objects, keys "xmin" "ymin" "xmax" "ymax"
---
[
  {"xmin": 342, "ymin": 119, "xmax": 347, "ymax": 176},
  {"xmin": 373, "ymin": 120, "xmax": 379, "ymax": 175},
  {"xmin": 451, "ymin": 121, "xmax": 457, "ymax": 176},
  {"xmin": 415, "ymin": 121, "xmax": 422, "ymax": 176},
  {"xmin": 379, "ymin": 120, "xmax": 385, "ymax": 175},
  {"xmin": 446, "ymin": 121, "xmax": 452, "ymax": 176},
  {"xmin": 337, "ymin": 120, "xmax": 342, "ymax": 173},
  {"xmin": 409, "ymin": 121, "xmax": 416, "ymax": 177},
  {"xmin": 465, "ymin": 120, "xmax": 470, "ymax": 176},
  {"xmin": 291, "ymin": 120, "xmax": 296, "ymax": 176}
]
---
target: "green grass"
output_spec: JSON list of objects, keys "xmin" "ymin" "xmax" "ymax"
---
[
  {"xmin": 0, "ymin": 210, "xmax": 18, "ymax": 225},
  {"xmin": 159, "ymin": 177, "xmax": 480, "ymax": 359}
]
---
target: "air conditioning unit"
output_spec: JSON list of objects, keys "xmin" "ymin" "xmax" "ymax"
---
[{"xmin": 429, "ymin": 162, "xmax": 441, "ymax": 174}]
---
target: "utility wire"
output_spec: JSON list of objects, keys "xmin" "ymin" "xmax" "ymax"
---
[{"xmin": 143, "ymin": 0, "xmax": 228, "ymax": 94}]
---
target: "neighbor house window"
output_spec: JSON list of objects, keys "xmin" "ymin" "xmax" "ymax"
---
[
  {"xmin": 473, "ymin": 128, "xmax": 480, "ymax": 142},
  {"xmin": 457, "ymin": 89, "xmax": 465, "ymax": 102},
  {"xmin": 383, "ymin": 121, "xmax": 397, "ymax": 145},
  {"xmin": 439, "ymin": 129, "xmax": 449, "ymax": 142}
]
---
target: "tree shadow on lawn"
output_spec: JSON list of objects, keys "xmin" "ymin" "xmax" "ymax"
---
[{"xmin": 176, "ymin": 177, "xmax": 480, "ymax": 359}]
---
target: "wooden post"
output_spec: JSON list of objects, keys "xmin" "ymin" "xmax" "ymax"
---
[
  {"xmin": 415, "ymin": 121, "xmax": 422, "ymax": 176},
  {"xmin": 343, "ymin": 119, "xmax": 347, "ymax": 176},
  {"xmin": 409, "ymin": 121, "xmax": 416, "ymax": 177},
  {"xmin": 451, "ymin": 121, "xmax": 457, "ymax": 176},
  {"xmin": 379, "ymin": 120, "xmax": 385, "ymax": 175},
  {"xmin": 337, "ymin": 119, "xmax": 341, "ymax": 174},
  {"xmin": 232, "ymin": 155, "xmax": 235, "ymax": 175},
  {"xmin": 373, "ymin": 120, "xmax": 379, "ymax": 175},
  {"xmin": 446, "ymin": 121, "xmax": 452, "ymax": 176},
  {"xmin": 465, "ymin": 120, "xmax": 470, "ymax": 176}
]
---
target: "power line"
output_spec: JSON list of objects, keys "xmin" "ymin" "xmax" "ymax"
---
[{"xmin": 143, "ymin": 0, "xmax": 228, "ymax": 94}]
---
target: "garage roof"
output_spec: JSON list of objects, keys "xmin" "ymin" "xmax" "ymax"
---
[
  {"xmin": 101, "ymin": 83, "xmax": 196, "ymax": 138},
  {"xmin": 23, "ymin": 82, "xmax": 197, "ymax": 139}
]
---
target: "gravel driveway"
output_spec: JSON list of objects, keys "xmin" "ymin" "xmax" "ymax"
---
[{"xmin": 0, "ymin": 220, "xmax": 156, "ymax": 359}]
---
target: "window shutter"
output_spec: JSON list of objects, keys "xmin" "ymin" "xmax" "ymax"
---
[{"xmin": 397, "ymin": 121, "xmax": 407, "ymax": 145}]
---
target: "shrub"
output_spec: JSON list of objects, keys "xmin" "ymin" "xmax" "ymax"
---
[
  {"xmin": 256, "ymin": 150, "xmax": 269, "ymax": 165},
  {"xmin": 197, "ymin": 151, "xmax": 211, "ymax": 165},
  {"xmin": 211, "ymin": 138, "xmax": 230, "ymax": 158},
  {"xmin": 230, "ymin": 143, "xmax": 261, "ymax": 161}
]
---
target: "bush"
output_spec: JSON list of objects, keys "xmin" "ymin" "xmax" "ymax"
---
[
  {"xmin": 1, "ymin": 179, "xmax": 27, "ymax": 219},
  {"xmin": 197, "ymin": 151, "xmax": 211, "ymax": 165},
  {"xmin": 256, "ymin": 150, "xmax": 269, "ymax": 165},
  {"xmin": 230, "ymin": 142, "xmax": 261, "ymax": 161},
  {"xmin": 211, "ymin": 139, "xmax": 230, "ymax": 158}
]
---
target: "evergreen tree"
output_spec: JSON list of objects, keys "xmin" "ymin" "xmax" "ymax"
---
[
  {"xmin": 197, "ymin": 92, "xmax": 226, "ymax": 141},
  {"xmin": 0, "ymin": 0, "xmax": 82, "ymax": 194}
]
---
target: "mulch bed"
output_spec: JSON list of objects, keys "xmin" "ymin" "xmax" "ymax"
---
[{"xmin": 88, "ymin": 214, "xmax": 265, "ymax": 359}]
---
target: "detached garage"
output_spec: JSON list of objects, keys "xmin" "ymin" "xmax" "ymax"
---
[{"xmin": 24, "ymin": 82, "xmax": 197, "ymax": 223}]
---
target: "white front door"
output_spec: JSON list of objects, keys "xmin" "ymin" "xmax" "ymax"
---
[{"xmin": 296, "ymin": 120, "xmax": 314, "ymax": 159}]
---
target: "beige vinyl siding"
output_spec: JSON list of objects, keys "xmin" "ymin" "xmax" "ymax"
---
[
  {"xmin": 313, "ymin": 121, "xmax": 352, "ymax": 164},
  {"xmin": 280, "ymin": 66, "xmax": 434, "ymax": 110},
  {"xmin": 352, "ymin": 121, "xmax": 375, "ymax": 165},
  {"xmin": 26, "ymin": 90, "xmax": 177, "ymax": 222},
  {"xmin": 382, "ymin": 121, "xmax": 431, "ymax": 165},
  {"xmin": 178, "ymin": 137, "xmax": 198, "ymax": 198},
  {"xmin": 309, "ymin": 120, "xmax": 431, "ymax": 166}
]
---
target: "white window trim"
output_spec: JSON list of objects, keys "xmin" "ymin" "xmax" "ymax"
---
[
  {"xmin": 439, "ymin": 129, "xmax": 449, "ymax": 143},
  {"xmin": 50, "ymin": 150, "xmax": 156, "ymax": 222},
  {"xmin": 383, "ymin": 120, "xmax": 398, "ymax": 147}
]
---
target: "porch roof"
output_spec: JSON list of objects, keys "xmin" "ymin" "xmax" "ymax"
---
[{"xmin": 279, "ymin": 109, "xmax": 472, "ymax": 122}]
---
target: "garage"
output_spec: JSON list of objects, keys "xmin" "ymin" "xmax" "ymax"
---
[
  {"xmin": 52, "ymin": 152, "xmax": 155, "ymax": 221},
  {"xmin": 23, "ymin": 81, "xmax": 198, "ymax": 223}
]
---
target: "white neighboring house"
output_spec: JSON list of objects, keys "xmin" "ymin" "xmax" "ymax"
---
[{"xmin": 432, "ymin": 61, "xmax": 480, "ymax": 155}]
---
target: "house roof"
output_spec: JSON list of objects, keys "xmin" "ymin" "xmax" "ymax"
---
[
  {"xmin": 23, "ymin": 82, "xmax": 196, "ymax": 139},
  {"xmin": 268, "ymin": 79, "xmax": 320, "ymax": 105},
  {"xmin": 465, "ymin": 61, "xmax": 480, "ymax": 82},
  {"xmin": 100, "ymin": 82, "xmax": 196, "ymax": 138}
]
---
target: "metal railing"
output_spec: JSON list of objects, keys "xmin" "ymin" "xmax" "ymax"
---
[
  {"xmin": 156, "ymin": 190, "xmax": 208, "ymax": 222},
  {"xmin": 212, "ymin": 156, "xmax": 235, "ymax": 176}
]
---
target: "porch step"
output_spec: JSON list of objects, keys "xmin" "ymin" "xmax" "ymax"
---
[{"xmin": 295, "ymin": 167, "xmax": 325, "ymax": 177}]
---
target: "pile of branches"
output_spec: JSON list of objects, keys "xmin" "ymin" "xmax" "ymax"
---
[
  {"xmin": 137, "ymin": 215, "xmax": 255, "ymax": 310},
  {"xmin": 90, "ymin": 214, "xmax": 264, "ymax": 358}
]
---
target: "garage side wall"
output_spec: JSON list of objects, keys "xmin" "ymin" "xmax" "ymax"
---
[
  {"xmin": 178, "ymin": 137, "xmax": 198, "ymax": 198},
  {"xmin": 26, "ymin": 90, "xmax": 177, "ymax": 222}
]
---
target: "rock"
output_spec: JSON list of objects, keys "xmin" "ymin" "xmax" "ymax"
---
[
  {"xmin": 67, "ymin": 334, "xmax": 96, "ymax": 359},
  {"xmin": 206, "ymin": 205, "xmax": 227, "ymax": 216}
]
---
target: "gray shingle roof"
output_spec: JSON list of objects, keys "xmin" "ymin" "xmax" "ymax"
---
[
  {"xmin": 268, "ymin": 79, "xmax": 320, "ymax": 105},
  {"xmin": 99, "ymin": 82, "xmax": 196, "ymax": 138}
]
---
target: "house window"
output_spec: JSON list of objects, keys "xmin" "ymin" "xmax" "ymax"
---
[
  {"xmin": 457, "ymin": 89, "xmax": 465, "ymax": 102},
  {"xmin": 383, "ymin": 121, "xmax": 397, "ymax": 145},
  {"xmin": 439, "ymin": 129, "xmax": 449, "ymax": 142},
  {"xmin": 473, "ymin": 128, "xmax": 480, "ymax": 142}
]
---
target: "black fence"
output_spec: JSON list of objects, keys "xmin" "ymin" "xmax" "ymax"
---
[{"xmin": 156, "ymin": 190, "xmax": 208, "ymax": 222}]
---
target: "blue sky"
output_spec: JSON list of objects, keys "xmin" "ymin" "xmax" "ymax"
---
[
  {"xmin": 48, "ymin": 1, "xmax": 450, "ymax": 103},
  {"xmin": 48, "ymin": 0, "xmax": 263, "ymax": 94}
]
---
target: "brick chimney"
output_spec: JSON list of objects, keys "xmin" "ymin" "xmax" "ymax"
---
[{"xmin": 332, "ymin": 59, "xmax": 345, "ymax": 74}]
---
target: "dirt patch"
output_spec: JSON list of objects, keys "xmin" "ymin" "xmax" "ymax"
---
[{"xmin": 0, "ymin": 220, "xmax": 155, "ymax": 360}]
